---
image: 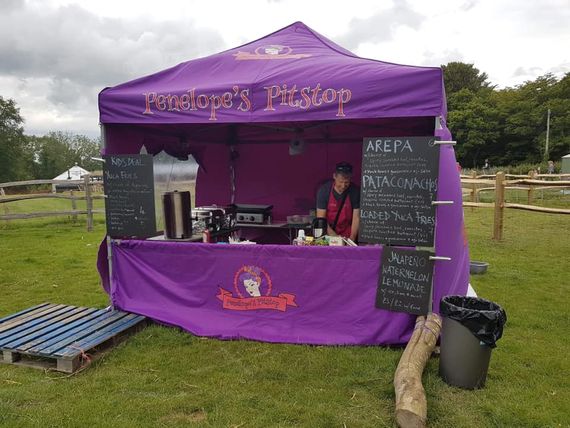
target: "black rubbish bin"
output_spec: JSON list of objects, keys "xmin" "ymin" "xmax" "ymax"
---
[{"xmin": 439, "ymin": 295, "xmax": 507, "ymax": 389}]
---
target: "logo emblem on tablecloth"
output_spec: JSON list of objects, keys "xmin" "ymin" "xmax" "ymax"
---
[{"xmin": 217, "ymin": 265, "xmax": 298, "ymax": 311}]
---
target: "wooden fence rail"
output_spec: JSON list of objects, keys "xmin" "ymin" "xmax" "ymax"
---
[
  {"xmin": 461, "ymin": 172, "xmax": 570, "ymax": 240},
  {"xmin": 461, "ymin": 173, "xmax": 570, "ymax": 180},
  {"xmin": 0, "ymin": 175, "xmax": 104, "ymax": 231}
]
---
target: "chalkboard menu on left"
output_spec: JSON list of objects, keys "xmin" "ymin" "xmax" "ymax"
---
[
  {"xmin": 376, "ymin": 247, "xmax": 434, "ymax": 316},
  {"xmin": 103, "ymin": 154, "xmax": 156, "ymax": 238}
]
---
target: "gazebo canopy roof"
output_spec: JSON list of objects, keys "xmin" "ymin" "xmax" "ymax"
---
[{"xmin": 99, "ymin": 21, "xmax": 446, "ymax": 127}]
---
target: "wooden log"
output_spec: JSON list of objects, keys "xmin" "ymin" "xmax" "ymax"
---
[
  {"xmin": 462, "ymin": 202, "xmax": 494, "ymax": 208},
  {"xmin": 461, "ymin": 178, "xmax": 496, "ymax": 185},
  {"xmin": 504, "ymin": 174, "xmax": 535, "ymax": 179},
  {"xmin": 0, "ymin": 210, "xmax": 88, "ymax": 220},
  {"xmin": 535, "ymin": 173, "xmax": 570, "ymax": 179},
  {"xmin": 0, "ymin": 209, "xmax": 104, "ymax": 221},
  {"xmin": 70, "ymin": 190, "xmax": 78, "ymax": 221},
  {"xmin": 85, "ymin": 175, "xmax": 93, "ymax": 232},
  {"xmin": 505, "ymin": 179, "xmax": 570, "ymax": 186},
  {"xmin": 394, "ymin": 313, "xmax": 442, "ymax": 428},
  {"xmin": 0, "ymin": 179, "xmax": 84, "ymax": 188},
  {"xmin": 469, "ymin": 171, "xmax": 477, "ymax": 212},
  {"xmin": 0, "ymin": 188, "xmax": 8, "ymax": 223},
  {"xmin": 493, "ymin": 172, "xmax": 505, "ymax": 240},
  {"xmin": 527, "ymin": 171, "xmax": 536, "ymax": 205},
  {"xmin": 0, "ymin": 193, "xmax": 81, "ymax": 203},
  {"xmin": 504, "ymin": 203, "xmax": 570, "ymax": 215},
  {"xmin": 477, "ymin": 186, "xmax": 529, "ymax": 194}
]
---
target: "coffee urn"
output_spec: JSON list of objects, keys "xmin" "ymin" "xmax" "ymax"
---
[{"xmin": 162, "ymin": 190, "xmax": 192, "ymax": 239}]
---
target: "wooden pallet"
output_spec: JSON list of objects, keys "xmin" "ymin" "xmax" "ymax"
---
[{"xmin": 0, "ymin": 303, "xmax": 146, "ymax": 373}]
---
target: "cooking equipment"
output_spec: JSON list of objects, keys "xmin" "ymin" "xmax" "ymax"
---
[
  {"xmin": 235, "ymin": 204, "xmax": 273, "ymax": 224},
  {"xmin": 312, "ymin": 217, "xmax": 328, "ymax": 238},
  {"xmin": 162, "ymin": 191, "xmax": 192, "ymax": 239},
  {"xmin": 192, "ymin": 205, "xmax": 236, "ymax": 233}
]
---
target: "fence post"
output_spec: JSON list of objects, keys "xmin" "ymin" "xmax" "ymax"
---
[
  {"xmin": 70, "ymin": 190, "xmax": 78, "ymax": 222},
  {"xmin": 85, "ymin": 174, "xmax": 93, "ymax": 232},
  {"xmin": 0, "ymin": 187, "xmax": 8, "ymax": 223},
  {"xmin": 527, "ymin": 170, "xmax": 536, "ymax": 205},
  {"xmin": 470, "ymin": 171, "xmax": 477, "ymax": 210},
  {"xmin": 493, "ymin": 171, "xmax": 505, "ymax": 240}
]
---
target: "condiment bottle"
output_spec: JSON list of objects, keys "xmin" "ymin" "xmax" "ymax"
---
[{"xmin": 294, "ymin": 229, "xmax": 306, "ymax": 245}]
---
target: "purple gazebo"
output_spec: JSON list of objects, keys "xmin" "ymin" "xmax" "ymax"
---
[{"xmin": 97, "ymin": 22, "xmax": 469, "ymax": 345}]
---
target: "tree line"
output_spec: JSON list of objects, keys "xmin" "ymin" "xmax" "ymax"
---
[
  {"xmin": 1, "ymin": 62, "xmax": 569, "ymax": 183},
  {"xmin": 443, "ymin": 62, "xmax": 569, "ymax": 169},
  {"xmin": 0, "ymin": 97, "xmax": 100, "ymax": 183}
]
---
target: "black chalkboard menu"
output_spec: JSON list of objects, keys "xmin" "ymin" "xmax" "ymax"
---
[
  {"xmin": 376, "ymin": 247, "xmax": 434, "ymax": 315},
  {"xmin": 359, "ymin": 136, "xmax": 440, "ymax": 246},
  {"xmin": 103, "ymin": 154, "xmax": 156, "ymax": 238}
]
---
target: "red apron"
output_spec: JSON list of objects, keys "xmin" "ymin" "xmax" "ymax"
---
[{"xmin": 326, "ymin": 185, "xmax": 353, "ymax": 238}]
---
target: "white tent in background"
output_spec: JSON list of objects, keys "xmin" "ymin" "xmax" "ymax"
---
[{"xmin": 52, "ymin": 163, "xmax": 90, "ymax": 192}]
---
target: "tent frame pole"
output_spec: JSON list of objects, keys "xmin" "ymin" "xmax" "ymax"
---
[{"xmin": 100, "ymin": 123, "xmax": 114, "ymax": 310}]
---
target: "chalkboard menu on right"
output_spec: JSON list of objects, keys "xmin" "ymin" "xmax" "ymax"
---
[
  {"xmin": 359, "ymin": 136, "xmax": 440, "ymax": 246},
  {"xmin": 376, "ymin": 247, "xmax": 434, "ymax": 315},
  {"xmin": 103, "ymin": 154, "xmax": 156, "ymax": 238}
]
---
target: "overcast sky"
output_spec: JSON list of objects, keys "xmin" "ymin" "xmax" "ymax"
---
[{"xmin": 1, "ymin": 0, "xmax": 568, "ymax": 137}]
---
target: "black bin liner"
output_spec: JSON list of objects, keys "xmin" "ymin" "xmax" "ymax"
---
[{"xmin": 440, "ymin": 296, "xmax": 506, "ymax": 348}]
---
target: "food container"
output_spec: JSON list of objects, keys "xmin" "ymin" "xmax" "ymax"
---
[{"xmin": 327, "ymin": 236, "xmax": 344, "ymax": 246}]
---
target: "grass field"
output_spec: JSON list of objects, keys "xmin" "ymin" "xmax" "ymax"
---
[{"xmin": 0, "ymin": 205, "xmax": 569, "ymax": 427}]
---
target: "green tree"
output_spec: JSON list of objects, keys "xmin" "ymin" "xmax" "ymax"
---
[
  {"xmin": 0, "ymin": 96, "xmax": 31, "ymax": 182},
  {"xmin": 543, "ymin": 73, "xmax": 570, "ymax": 161},
  {"xmin": 494, "ymin": 73, "xmax": 568, "ymax": 165},
  {"xmin": 442, "ymin": 62, "xmax": 492, "ymax": 96},
  {"xmin": 29, "ymin": 131, "xmax": 101, "ymax": 179},
  {"xmin": 444, "ymin": 64, "xmax": 570, "ymax": 167},
  {"xmin": 69, "ymin": 134, "xmax": 101, "ymax": 172},
  {"xmin": 443, "ymin": 62, "xmax": 499, "ymax": 167},
  {"xmin": 447, "ymin": 88, "xmax": 501, "ymax": 167}
]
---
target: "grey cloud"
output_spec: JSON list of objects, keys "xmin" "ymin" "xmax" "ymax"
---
[
  {"xmin": 0, "ymin": 2, "xmax": 226, "ymax": 135},
  {"xmin": 335, "ymin": 0, "xmax": 425, "ymax": 50},
  {"xmin": 1, "ymin": 0, "xmax": 24, "ymax": 12},
  {"xmin": 550, "ymin": 62, "xmax": 570, "ymax": 75},
  {"xmin": 513, "ymin": 63, "xmax": 570, "ymax": 80},
  {"xmin": 460, "ymin": 1, "xmax": 478, "ymax": 11},
  {"xmin": 512, "ymin": 66, "xmax": 543, "ymax": 78},
  {"xmin": 509, "ymin": 1, "xmax": 570, "ymax": 35},
  {"xmin": 0, "ymin": 3, "xmax": 225, "ymax": 88},
  {"xmin": 47, "ymin": 77, "xmax": 92, "ymax": 109},
  {"xmin": 422, "ymin": 49, "xmax": 464, "ymax": 67}
]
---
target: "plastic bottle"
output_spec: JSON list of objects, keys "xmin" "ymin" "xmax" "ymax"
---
[{"xmin": 294, "ymin": 229, "xmax": 306, "ymax": 245}]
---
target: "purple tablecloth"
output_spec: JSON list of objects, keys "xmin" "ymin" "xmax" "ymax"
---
[{"xmin": 100, "ymin": 239, "xmax": 465, "ymax": 345}]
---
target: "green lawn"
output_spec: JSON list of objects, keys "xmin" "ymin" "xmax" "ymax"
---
[{"xmin": 0, "ymin": 207, "xmax": 569, "ymax": 427}]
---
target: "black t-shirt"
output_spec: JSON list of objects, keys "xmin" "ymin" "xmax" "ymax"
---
[{"xmin": 316, "ymin": 181, "xmax": 360, "ymax": 210}]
